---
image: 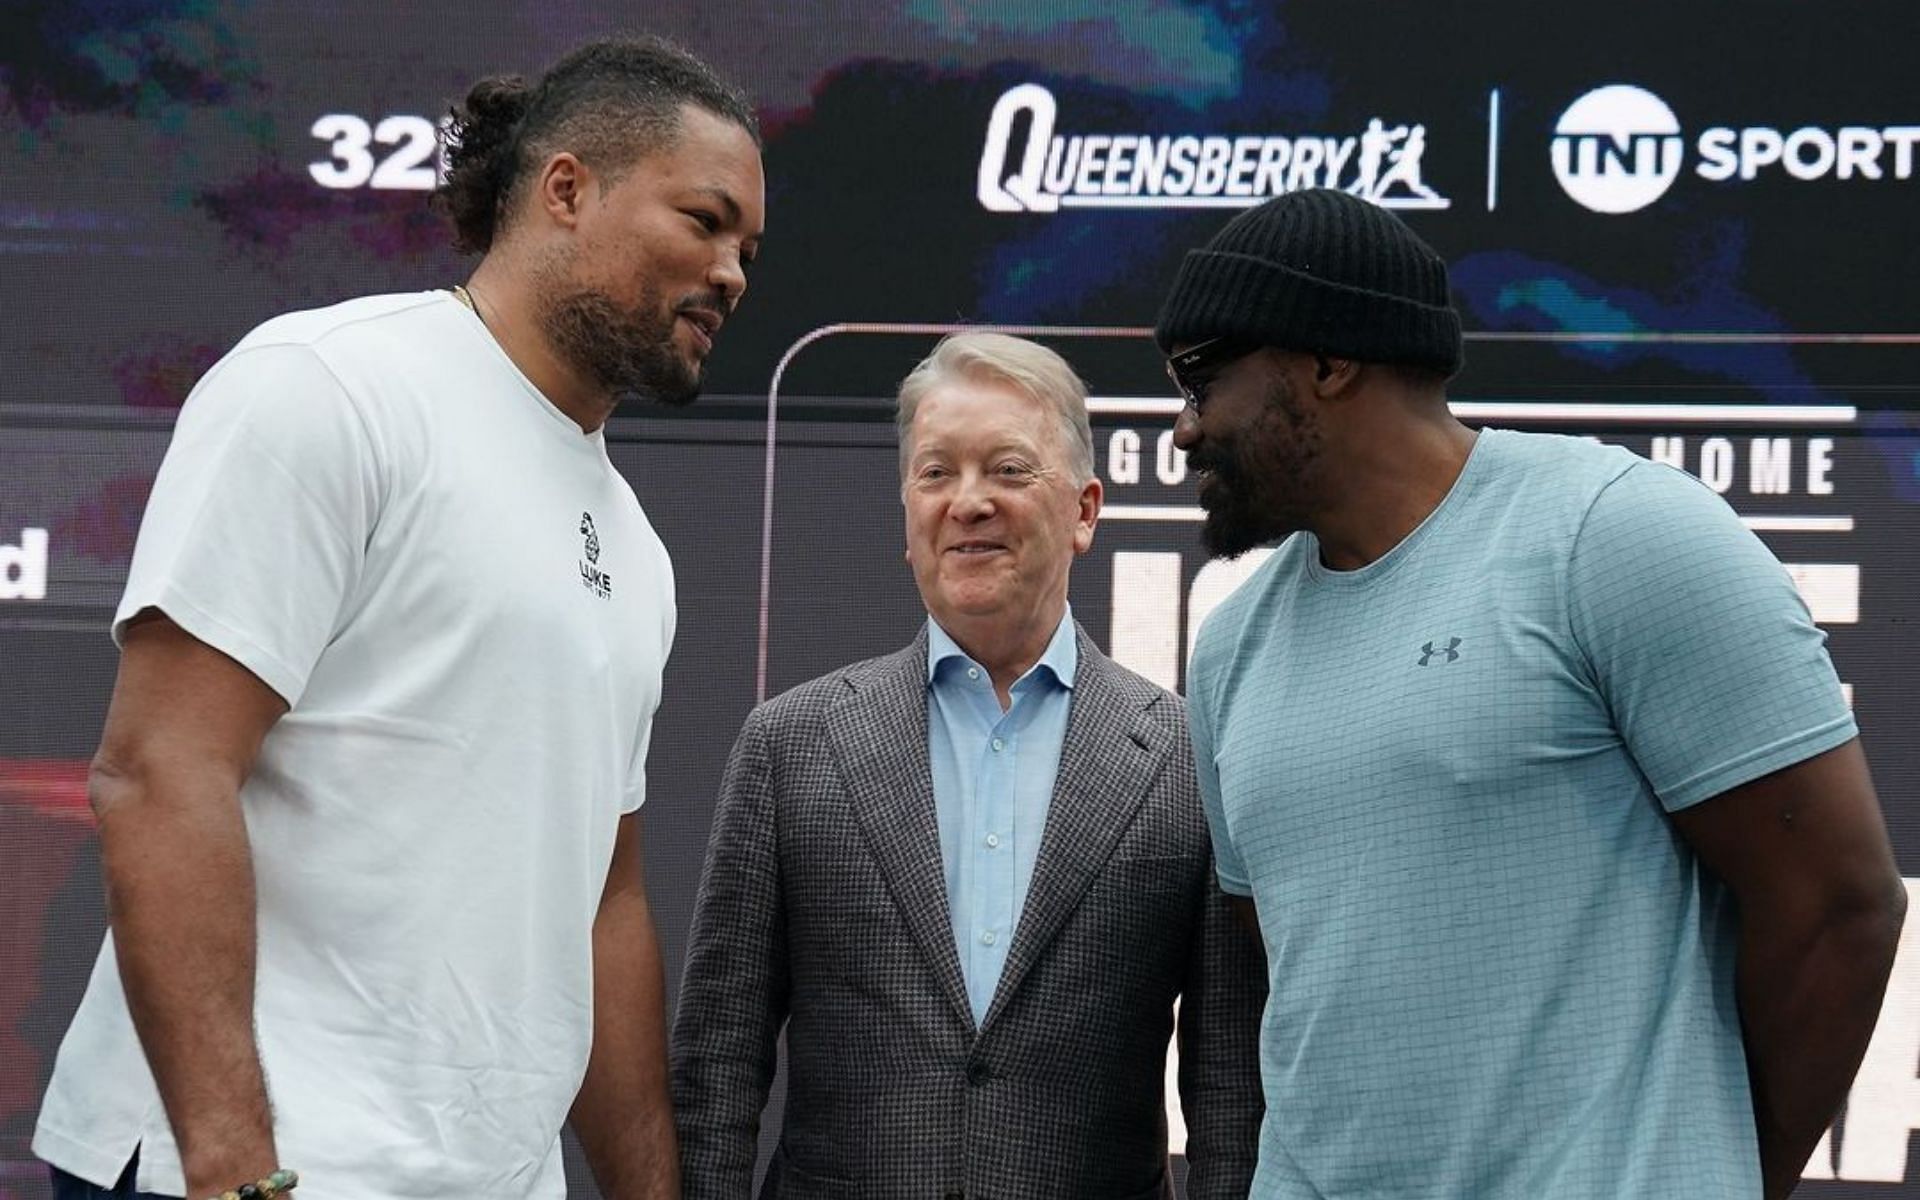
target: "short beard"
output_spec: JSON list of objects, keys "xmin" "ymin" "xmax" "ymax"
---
[
  {"xmin": 1194, "ymin": 375, "xmax": 1320, "ymax": 559},
  {"xmin": 539, "ymin": 281, "xmax": 703, "ymax": 409},
  {"xmin": 1198, "ymin": 470, "xmax": 1272, "ymax": 559}
]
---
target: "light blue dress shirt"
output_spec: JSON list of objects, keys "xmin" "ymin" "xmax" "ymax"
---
[{"xmin": 926, "ymin": 608, "xmax": 1077, "ymax": 1026}]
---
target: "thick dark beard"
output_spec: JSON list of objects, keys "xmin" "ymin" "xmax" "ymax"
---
[
  {"xmin": 1198, "ymin": 465, "xmax": 1273, "ymax": 559},
  {"xmin": 540, "ymin": 282, "xmax": 703, "ymax": 408},
  {"xmin": 1194, "ymin": 376, "xmax": 1320, "ymax": 559}
]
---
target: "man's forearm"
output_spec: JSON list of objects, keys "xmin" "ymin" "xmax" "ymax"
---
[
  {"xmin": 96, "ymin": 763, "xmax": 277, "ymax": 1195},
  {"xmin": 1740, "ymin": 890, "xmax": 1906, "ymax": 1199},
  {"xmin": 1179, "ymin": 884, "xmax": 1268, "ymax": 1200},
  {"xmin": 571, "ymin": 885, "xmax": 679, "ymax": 1200}
]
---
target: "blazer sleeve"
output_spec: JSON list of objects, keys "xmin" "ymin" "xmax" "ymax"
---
[
  {"xmin": 671, "ymin": 703, "xmax": 790, "ymax": 1199},
  {"xmin": 1175, "ymin": 839, "xmax": 1268, "ymax": 1197}
]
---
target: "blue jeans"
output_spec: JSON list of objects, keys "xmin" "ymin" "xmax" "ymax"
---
[{"xmin": 48, "ymin": 1151, "xmax": 179, "ymax": 1200}]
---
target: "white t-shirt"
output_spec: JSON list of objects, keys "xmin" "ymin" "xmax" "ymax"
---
[{"xmin": 34, "ymin": 292, "xmax": 676, "ymax": 1199}]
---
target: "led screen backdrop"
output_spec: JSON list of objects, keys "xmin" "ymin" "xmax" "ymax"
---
[{"xmin": 3, "ymin": 3, "xmax": 1919, "ymax": 1197}]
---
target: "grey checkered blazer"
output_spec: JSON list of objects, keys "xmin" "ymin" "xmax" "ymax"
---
[{"xmin": 671, "ymin": 623, "xmax": 1265, "ymax": 1199}]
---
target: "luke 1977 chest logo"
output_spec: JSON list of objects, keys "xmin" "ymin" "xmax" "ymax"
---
[{"xmin": 578, "ymin": 512, "xmax": 613, "ymax": 600}]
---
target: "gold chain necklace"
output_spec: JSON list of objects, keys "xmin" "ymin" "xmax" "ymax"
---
[{"xmin": 450, "ymin": 284, "xmax": 476, "ymax": 312}]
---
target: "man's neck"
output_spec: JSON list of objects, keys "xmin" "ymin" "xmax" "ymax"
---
[
  {"xmin": 1312, "ymin": 401, "xmax": 1477, "ymax": 572},
  {"xmin": 462, "ymin": 257, "xmax": 614, "ymax": 435},
  {"xmin": 936, "ymin": 603, "xmax": 1067, "ymax": 711}
]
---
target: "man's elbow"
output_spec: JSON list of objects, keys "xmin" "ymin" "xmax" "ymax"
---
[
  {"xmin": 1819, "ymin": 870, "xmax": 1908, "ymax": 969},
  {"xmin": 86, "ymin": 749, "xmax": 145, "ymax": 825},
  {"xmin": 87, "ymin": 743, "xmax": 246, "ymax": 858},
  {"xmin": 86, "ymin": 753, "xmax": 169, "ymax": 908},
  {"xmin": 1864, "ymin": 873, "xmax": 1909, "ymax": 952}
]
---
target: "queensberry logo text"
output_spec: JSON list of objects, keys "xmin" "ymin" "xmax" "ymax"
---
[{"xmin": 977, "ymin": 84, "xmax": 1449, "ymax": 214}]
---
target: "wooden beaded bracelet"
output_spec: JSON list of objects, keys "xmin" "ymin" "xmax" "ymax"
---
[{"xmin": 207, "ymin": 1168, "xmax": 298, "ymax": 1200}]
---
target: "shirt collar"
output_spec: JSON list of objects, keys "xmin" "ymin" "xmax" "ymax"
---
[{"xmin": 926, "ymin": 605, "xmax": 1078, "ymax": 692}]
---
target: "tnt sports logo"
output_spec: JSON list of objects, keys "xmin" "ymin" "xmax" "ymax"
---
[
  {"xmin": 1551, "ymin": 83, "xmax": 1920, "ymax": 214},
  {"xmin": 1551, "ymin": 85, "xmax": 1684, "ymax": 213}
]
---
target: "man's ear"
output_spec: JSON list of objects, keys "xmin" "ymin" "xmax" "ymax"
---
[
  {"xmin": 534, "ymin": 152, "xmax": 590, "ymax": 229},
  {"xmin": 1312, "ymin": 355, "xmax": 1358, "ymax": 396},
  {"xmin": 1073, "ymin": 476, "xmax": 1103, "ymax": 555}
]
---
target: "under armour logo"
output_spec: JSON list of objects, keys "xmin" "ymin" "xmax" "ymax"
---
[
  {"xmin": 1418, "ymin": 637, "xmax": 1462, "ymax": 666},
  {"xmin": 580, "ymin": 512, "xmax": 601, "ymax": 564}
]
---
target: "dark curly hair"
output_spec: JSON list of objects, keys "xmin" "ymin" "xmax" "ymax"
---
[{"xmin": 432, "ymin": 35, "xmax": 759, "ymax": 255}]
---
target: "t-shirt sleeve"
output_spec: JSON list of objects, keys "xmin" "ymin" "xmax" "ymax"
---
[
  {"xmin": 621, "ymin": 563, "xmax": 675, "ymax": 815},
  {"xmin": 116, "ymin": 342, "xmax": 380, "ymax": 707},
  {"xmin": 1189, "ymin": 625, "xmax": 1252, "ymax": 896},
  {"xmin": 1567, "ymin": 460, "xmax": 1855, "ymax": 813},
  {"xmin": 622, "ymin": 715, "xmax": 655, "ymax": 816}
]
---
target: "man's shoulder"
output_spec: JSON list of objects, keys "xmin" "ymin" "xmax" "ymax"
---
[
  {"xmin": 1075, "ymin": 630, "xmax": 1182, "ymax": 724},
  {"xmin": 1476, "ymin": 427, "xmax": 1645, "ymax": 505},
  {"xmin": 755, "ymin": 641, "xmax": 923, "ymax": 726},
  {"xmin": 228, "ymin": 289, "xmax": 445, "ymax": 355},
  {"xmin": 200, "ymin": 292, "xmax": 456, "ymax": 410},
  {"xmin": 234, "ymin": 291, "xmax": 451, "ymax": 356},
  {"xmin": 161, "ymin": 298, "xmax": 456, "ymax": 456},
  {"xmin": 190, "ymin": 292, "xmax": 480, "ymax": 445},
  {"xmin": 1424, "ymin": 429, "xmax": 1660, "ymax": 569},
  {"xmin": 1482, "ymin": 429, "xmax": 1745, "ymax": 564}
]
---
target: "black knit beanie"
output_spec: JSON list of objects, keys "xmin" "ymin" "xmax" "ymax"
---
[{"xmin": 1154, "ymin": 188, "xmax": 1463, "ymax": 377}]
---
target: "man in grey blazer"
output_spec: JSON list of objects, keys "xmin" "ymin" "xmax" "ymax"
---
[{"xmin": 672, "ymin": 332, "xmax": 1264, "ymax": 1199}]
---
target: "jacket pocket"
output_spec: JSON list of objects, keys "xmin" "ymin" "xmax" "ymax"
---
[{"xmin": 763, "ymin": 1146, "xmax": 858, "ymax": 1199}]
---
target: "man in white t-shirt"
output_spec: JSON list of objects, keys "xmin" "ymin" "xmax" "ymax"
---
[{"xmin": 33, "ymin": 36, "xmax": 765, "ymax": 1200}]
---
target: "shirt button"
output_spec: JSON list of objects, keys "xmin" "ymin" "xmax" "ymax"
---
[
  {"xmin": 966, "ymin": 667, "xmax": 979, "ymax": 680},
  {"xmin": 985, "ymin": 833, "xmax": 1000, "ymax": 849},
  {"xmin": 991, "ymin": 737, "xmax": 1004, "ymax": 752},
  {"xmin": 981, "ymin": 930, "xmax": 997, "ymax": 946}
]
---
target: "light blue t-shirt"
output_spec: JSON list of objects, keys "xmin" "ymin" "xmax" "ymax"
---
[
  {"xmin": 927, "ymin": 609, "xmax": 1076, "ymax": 1025},
  {"xmin": 1188, "ymin": 429, "xmax": 1855, "ymax": 1198}
]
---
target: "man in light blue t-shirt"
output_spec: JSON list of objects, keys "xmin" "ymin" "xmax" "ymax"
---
[{"xmin": 1151, "ymin": 187, "xmax": 1907, "ymax": 1200}]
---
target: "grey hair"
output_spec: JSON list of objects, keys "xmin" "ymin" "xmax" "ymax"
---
[{"xmin": 895, "ymin": 332, "xmax": 1096, "ymax": 484}]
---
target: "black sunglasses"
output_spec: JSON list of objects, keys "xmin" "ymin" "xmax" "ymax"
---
[{"xmin": 1165, "ymin": 337, "xmax": 1257, "ymax": 411}]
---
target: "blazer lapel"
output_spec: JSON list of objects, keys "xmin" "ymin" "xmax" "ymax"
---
[
  {"xmin": 983, "ymin": 627, "xmax": 1165, "ymax": 1028},
  {"xmin": 827, "ymin": 629, "xmax": 975, "ymax": 1029}
]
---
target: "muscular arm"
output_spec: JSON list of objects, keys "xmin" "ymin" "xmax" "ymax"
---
[
  {"xmin": 570, "ymin": 812, "xmax": 679, "ymax": 1200},
  {"xmin": 1670, "ymin": 738, "xmax": 1907, "ymax": 1200},
  {"xmin": 92, "ymin": 612, "xmax": 287, "ymax": 1196},
  {"xmin": 1177, "ymin": 874, "xmax": 1268, "ymax": 1200}
]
